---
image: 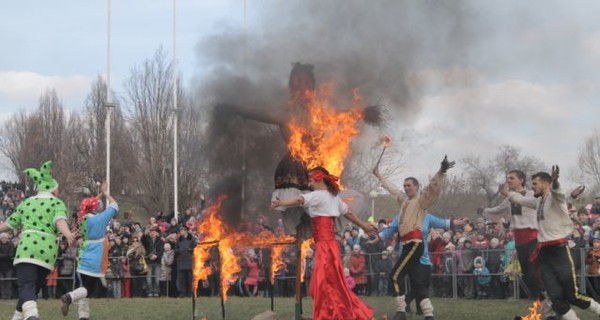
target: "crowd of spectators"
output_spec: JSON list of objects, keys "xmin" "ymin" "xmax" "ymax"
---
[{"xmin": 2, "ymin": 180, "xmax": 600, "ymax": 303}]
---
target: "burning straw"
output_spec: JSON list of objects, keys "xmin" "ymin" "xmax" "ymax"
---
[{"xmin": 514, "ymin": 300, "xmax": 542, "ymax": 320}]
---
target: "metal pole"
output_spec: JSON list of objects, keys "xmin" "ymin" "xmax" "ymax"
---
[
  {"xmin": 192, "ymin": 253, "xmax": 196, "ymax": 320},
  {"xmin": 240, "ymin": 0, "xmax": 247, "ymax": 222},
  {"xmin": 295, "ymin": 228, "xmax": 303, "ymax": 320},
  {"xmin": 105, "ymin": 0, "xmax": 112, "ymax": 194},
  {"xmin": 173, "ymin": 0, "xmax": 179, "ymax": 223}
]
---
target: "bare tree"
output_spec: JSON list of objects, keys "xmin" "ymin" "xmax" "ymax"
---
[
  {"xmin": 462, "ymin": 145, "xmax": 546, "ymax": 207},
  {"xmin": 0, "ymin": 111, "xmax": 29, "ymax": 177},
  {"xmin": 579, "ymin": 130, "xmax": 600, "ymax": 189},
  {"xmin": 123, "ymin": 48, "xmax": 176, "ymax": 214},
  {"xmin": 343, "ymin": 130, "xmax": 405, "ymax": 194}
]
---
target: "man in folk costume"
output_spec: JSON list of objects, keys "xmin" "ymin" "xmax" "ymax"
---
[
  {"xmin": 61, "ymin": 181, "xmax": 118, "ymax": 320},
  {"xmin": 0, "ymin": 161, "xmax": 75, "ymax": 320},
  {"xmin": 482, "ymin": 169, "xmax": 583, "ymax": 319},
  {"xmin": 502, "ymin": 166, "xmax": 600, "ymax": 320},
  {"xmin": 389, "ymin": 155, "xmax": 455, "ymax": 320}
]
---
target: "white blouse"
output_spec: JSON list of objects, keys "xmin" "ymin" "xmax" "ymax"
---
[{"xmin": 301, "ymin": 190, "xmax": 349, "ymax": 218}]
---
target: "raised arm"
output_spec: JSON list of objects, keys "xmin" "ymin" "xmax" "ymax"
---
[
  {"xmin": 216, "ymin": 103, "xmax": 289, "ymax": 126},
  {"xmin": 373, "ymin": 166, "xmax": 403, "ymax": 201},
  {"xmin": 482, "ymin": 198, "xmax": 511, "ymax": 219},
  {"xmin": 500, "ymin": 183, "xmax": 537, "ymax": 209},
  {"xmin": 550, "ymin": 165, "xmax": 567, "ymax": 202},
  {"xmin": 419, "ymin": 155, "xmax": 455, "ymax": 209},
  {"xmin": 271, "ymin": 195, "xmax": 304, "ymax": 208}
]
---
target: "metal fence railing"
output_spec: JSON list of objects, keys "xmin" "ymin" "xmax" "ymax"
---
[{"xmin": 1, "ymin": 247, "xmax": 598, "ymax": 300}]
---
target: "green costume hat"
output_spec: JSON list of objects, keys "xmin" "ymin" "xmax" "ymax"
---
[{"xmin": 24, "ymin": 160, "xmax": 58, "ymax": 192}]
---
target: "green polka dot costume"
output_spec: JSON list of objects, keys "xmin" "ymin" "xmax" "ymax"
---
[{"xmin": 6, "ymin": 161, "xmax": 67, "ymax": 270}]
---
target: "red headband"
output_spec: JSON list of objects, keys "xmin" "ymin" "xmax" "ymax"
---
[
  {"xmin": 78, "ymin": 197, "xmax": 100, "ymax": 225},
  {"xmin": 309, "ymin": 169, "xmax": 340, "ymax": 193}
]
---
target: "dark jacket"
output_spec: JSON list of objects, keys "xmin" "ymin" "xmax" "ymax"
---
[
  {"xmin": 0, "ymin": 241, "xmax": 15, "ymax": 272},
  {"xmin": 142, "ymin": 234, "xmax": 164, "ymax": 265},
  {"xmin": 176, "ymin": 233, "xmax": 196, "ymax": 270}
]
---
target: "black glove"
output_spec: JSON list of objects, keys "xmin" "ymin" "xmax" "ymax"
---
[{"xmin": 440, "ymin": 155, "xmax": 455, "ymax": 173}]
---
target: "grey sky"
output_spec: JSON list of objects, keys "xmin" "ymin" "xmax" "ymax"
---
[{"xmin": 0, "ymin": 1, "xmax": 597, "ymax": 189}]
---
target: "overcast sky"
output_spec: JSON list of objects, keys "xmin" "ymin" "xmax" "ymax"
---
[{"xmin": 0, "ymin": 1, "xmax": 597, "ymax": 190}]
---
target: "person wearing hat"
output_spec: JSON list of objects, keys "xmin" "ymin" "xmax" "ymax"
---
[
  {"xmin": 176, "ymin": 225, "xmax": 196, "ymax": 297},
  {"xmin": 60, "ymin": 181, "xmax": 118, "ymax": 320},
  {"xmin": 586, "ymin": 237, "xmax": 600, "ymax": 292},
  {"xmin": 0, "ymin": 161, "xmax": 75, "ymax": 320},
  {"xmin": 592, "ymin": 196, "xmax": 600, "ymax": 216}
]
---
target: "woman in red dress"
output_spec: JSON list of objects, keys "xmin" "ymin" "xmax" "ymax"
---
[{"xmin": 272, "ymin": 166, "xmax": 377, "ymax": 320}]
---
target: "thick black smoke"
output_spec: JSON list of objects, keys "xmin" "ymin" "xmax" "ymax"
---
[{"xmin": 193, "ymin": 0, "xmax": 479, "ymax": 222}]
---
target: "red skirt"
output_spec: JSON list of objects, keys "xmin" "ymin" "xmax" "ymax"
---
[{"xmin": 310, "ymin": 216, "xmax": 374, "ymax": 320}]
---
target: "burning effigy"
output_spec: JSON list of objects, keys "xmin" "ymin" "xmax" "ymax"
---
[{"xmin": 194, "ymin": 63, "xmax": 384, "ymax": 319}]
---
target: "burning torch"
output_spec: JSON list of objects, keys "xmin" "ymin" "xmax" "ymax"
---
[{"xmin": 374, "ymin": 135, "xmax": 392, "ymax": 168}]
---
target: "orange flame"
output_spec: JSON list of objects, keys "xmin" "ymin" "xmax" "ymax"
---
[
  {"xmin": 270, "ymin": 245, "xmax": 287, "ymax": 285},
  {"xmin": 300, "ymin": 238, "xmax": 314, "ymax": 283},
  {"xmin": 192, "ymin": 197, "xmax": 296, "ymax": 300},
  {"xmin": 287, "ymin": 83, "xmax": 364, "ymax": 177},
  {"xmin": 381, "ymin": 135, "xmax": 392, "ymax": 147},
  {"xmin": 518, "ymin": 300, "xmax": 542, "ymax": 320},
  {"xmin": 192, "ymin": 195, "xmax": 227, "ymax": 295}
]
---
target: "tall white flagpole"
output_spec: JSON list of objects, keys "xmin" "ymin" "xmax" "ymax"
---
[
  {"xmin": 105, "ymin": 0, "xmax": 113, "ymax": 194},
  {"xmin": 173, "ymin": 0, "xmax": 179, "ymax": 223}
]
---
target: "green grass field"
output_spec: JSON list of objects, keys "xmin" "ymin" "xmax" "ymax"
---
[{"xmin": 1, "ymin": 297, "xmax": 599, "ymax": 320}]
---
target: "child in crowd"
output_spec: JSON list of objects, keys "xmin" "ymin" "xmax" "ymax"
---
[
  {"xmin": 344, "ymin": 267, "xmax": 356, "ymax": 290},
  {"xmin": 473, "ymin": 256, "xmax": 491, "ymax": 299}
]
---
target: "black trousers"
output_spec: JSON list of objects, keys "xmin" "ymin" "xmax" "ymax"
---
[
  {"xmin": 516, "ymin": 239, "xmax": 542, "ymax": 299},
  {"xmin": 15, "ymin": 263, "xmax": 50, "ymax": 311},
  {"xmin": 390, "ymin": 242, "xmax": 430, "ymax": 302},
  {"xmin": 77, "ymin": 273, "xmax": 105, "ymax": 298},
  {"xmin": 539, "ymin": 243, "xmax": 592, "ymax": 315}
]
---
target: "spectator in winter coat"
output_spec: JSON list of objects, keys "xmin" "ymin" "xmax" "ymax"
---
[
  {"xmin": 344, "ymin": 267, "xmax": 356, "ymax": 290},
  {"xmin": 159, "ymin": 242, "xmax": 175, "ymax": 297},
  {"xmin": 459, "ymin": 239, "xmax": 477, "ymax": 298},
  {"xmin": 0, "ymin": 232, "xmax": 16, "ymax": 299},
  {"xmin": 349, "ymin": 244, "xmax": 368, "ymax": 295},
  {"xmin": 141, "ymin": 227, "xmax": 164, "ymax": 297},
  {"xmin": 473, "ymin": 256, "xmax": 491, "ymax": 298},
  {"xmin": 374, "ymin": 251, "xmax": 393, "ymax": 296},
  {"xmin": 176, "ymin": 226, "xmax": 196, "ymax": 297},
  {"xmin": 107, "ymin": 238, "xmax": 123, "ymax": 298}
]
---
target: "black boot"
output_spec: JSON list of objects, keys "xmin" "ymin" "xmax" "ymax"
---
[
  {"xmin": 61, "ymin": 293, "xmax": 72, "ymax": 316},
  {"xmin": 392, "ymin": 311, "xmax": 408, "ymax": 320}
]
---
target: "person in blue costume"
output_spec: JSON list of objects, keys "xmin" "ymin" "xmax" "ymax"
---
[
  {"xmin": 0, "ymin": 161, "xmax": 75, "ymax": 320},
  {"xmin": 372, "ymin": 212, "xmax": 464, "ymax": 319},
  {"xmin": 60, "ymin": 181, "xmax": 118, "ymax": 320},
  {"xmin": 372, "ymin": 161, "xmax": 459, "ymax": 320}
]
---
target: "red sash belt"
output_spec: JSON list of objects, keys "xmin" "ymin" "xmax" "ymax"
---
[
  {"xmin": 401, "ymin": 229, "xmax": 423, "ymax": 244},
  {"xmin": 513, "ymin": 228, "xmax": 538, "ymax": 246},
  {"xmin": 529, "ymin": 237, "xmax": 568, "ymax": 263}
]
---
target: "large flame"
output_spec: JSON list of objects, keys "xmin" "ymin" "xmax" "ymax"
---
[
  {"xmin": 300, "ymin": 238, "xmax": 314, "ymax": 283},
  {"xmin": 517, "ymin": 300, "xmax": 542, "ymax": 320},
  {"xmin": 287, "ymin": 84, "xmax": 365, "ymax": 177},
  {"xmin": 192, "ymin": 196, "xmax": 295, "ymax": 300}
]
